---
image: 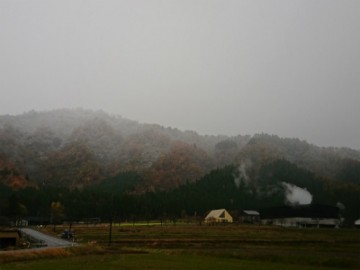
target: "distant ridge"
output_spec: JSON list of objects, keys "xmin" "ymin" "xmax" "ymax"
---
[{"xmin": 0, "ymin": 109, "xmax": 359, "ymax": 190}]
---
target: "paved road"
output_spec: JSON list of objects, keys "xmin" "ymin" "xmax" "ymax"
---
[{"xmin": 19, "ymin": 228, "xmax": 76, "ymax": 247}]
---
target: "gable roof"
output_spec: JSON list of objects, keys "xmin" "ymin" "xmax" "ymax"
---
[
  {"xmin": 205, "ymin": 209, "xmax": 227, "ymax": 219},
  {"xmin": 243, "ymin": 210, "xmax": 260, "ymax": 216}
]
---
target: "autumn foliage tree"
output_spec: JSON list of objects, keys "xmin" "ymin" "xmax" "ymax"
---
[
  {"xmin": 144, "ymin": 141, "xmax": 214, "ymax": 192},
  {"xmin": 44, "ymin": 142, "xmax": 103, "ymax": 188}
]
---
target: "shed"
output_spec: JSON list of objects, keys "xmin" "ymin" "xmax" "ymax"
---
[
  {"xmin": 240, "ymin": 210, "xmax": 260, "ymax": 224},
  {"xmin": 0, "ymin": 230, "xmax": 21, "ymax": 249},
  {"xmin": 205, "ymin": 209, "xmax": 233, "ymax": 224}
]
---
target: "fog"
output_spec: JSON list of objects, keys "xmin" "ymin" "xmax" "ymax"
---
[{"xmin": 1, "ymin": 0, "xmax": 359, "ymax": 149}]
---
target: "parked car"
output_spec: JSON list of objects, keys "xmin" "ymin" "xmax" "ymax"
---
[{"xmin": 60, "ymin": 230, "xmax": 73, "ymax": 239}]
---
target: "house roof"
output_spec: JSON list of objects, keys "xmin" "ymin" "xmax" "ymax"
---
[
  {"xmin": 243, "ymin": 210, "xmax": 260, "ymax": 216},
  {"xmin": 205, "ymin": 209, "xmax": 227, "ymax": 219}
]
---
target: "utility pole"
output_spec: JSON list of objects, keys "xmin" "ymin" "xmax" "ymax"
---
[
  {"xmin": 108, "ymin": 216, "xmax": 113, "ymax": 246},
  {"xmin": 108, "ymin": 193, "xmax": 114, "ymax": 246}
]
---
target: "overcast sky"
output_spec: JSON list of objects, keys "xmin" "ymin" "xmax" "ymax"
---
[{"xmin": 1, "ymin": 0, "xmax": 359, "ymax": 149}]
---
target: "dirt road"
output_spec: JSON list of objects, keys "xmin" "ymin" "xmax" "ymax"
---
[{"xmin": 19, "ymin": 228, "xmax": 75, "ymax": 247}]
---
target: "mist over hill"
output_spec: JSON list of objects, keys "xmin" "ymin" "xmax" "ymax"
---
[
  {"xmin": 0, "ymin": 109, "xmax": 360, "ymax": 191},
  {"xmin": 0, "ymin": 109, "xmax": 248, "ymax": 189}
]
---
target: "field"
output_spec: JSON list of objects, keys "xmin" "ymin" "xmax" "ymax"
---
[{"xmin": 1, "ymin": 223, "xmax": 360, "ymax": 269}]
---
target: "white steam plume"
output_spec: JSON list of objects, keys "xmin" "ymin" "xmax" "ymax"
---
[
  {"xmin": 282, "ymin": 182, "xmax": 312, "ymax": 205},
  {"xmin": 234, "ymin": 160, "xmax": 252, "ymax": 188}
]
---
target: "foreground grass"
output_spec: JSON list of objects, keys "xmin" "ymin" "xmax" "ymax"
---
[
  {"xmin": 2, "ymin": 224, "xmax": 360, "ymax": 269},
  {"xmin": 0, "ymin": 252, "xmax": 348, "ymax": 270}
]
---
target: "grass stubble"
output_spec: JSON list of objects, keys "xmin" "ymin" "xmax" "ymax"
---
[{"xmin": 1, "ymin": 224, "xmax": 360, "ymax": 270}]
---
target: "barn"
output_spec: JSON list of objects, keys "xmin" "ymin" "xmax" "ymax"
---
[
  {"xmin": 259, "ymin": 204, "xmax": 341, "ymax": 228},
  {"xmin": 205, "ymin": 209, "xmax": 233, "ymax": 224}
]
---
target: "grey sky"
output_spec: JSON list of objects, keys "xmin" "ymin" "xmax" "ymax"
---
[{"xmin": 1, "ymin": 0, "xmax": 359, "ymax": 149}]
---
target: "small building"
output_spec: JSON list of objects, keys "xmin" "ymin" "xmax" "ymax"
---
[
  {"xmin": 240, "ymin": 210, "xmax": 260, "ymax": 224},
  {"xmin": 259, "ymin": 204, "xmax": 341, "ymax": 228},
  {"xmin": 205, "ymin": 209, "xmax": 233, "ymax": 224},
  {"xmin": 0, "ymin": 230, "xmax": 21, "ymax": 249}
]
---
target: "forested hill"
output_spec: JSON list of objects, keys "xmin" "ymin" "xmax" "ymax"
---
[
  {"xmin": 2, "ymin": 161, "xmax": 359, "ymax": 224},
  {"xmin": 0, "ymin": 109, "xmax": 360, "ymax": 190},
  {"xmin": 0, "ymin": 109, "xmax": 249, "ymax": 189}
]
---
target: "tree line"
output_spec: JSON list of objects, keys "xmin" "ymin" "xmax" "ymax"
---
[{"xmin": 1, "ymin": 160, "xmax": 359, "ymax": 226}]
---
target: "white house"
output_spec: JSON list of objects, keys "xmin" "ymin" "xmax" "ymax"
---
[{"xmin": 205, "ymin": 209, "xmax": 233, "ymax": 224}]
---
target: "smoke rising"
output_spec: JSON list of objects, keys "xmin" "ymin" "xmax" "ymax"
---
[
  {"xmin": 233, "ymin": 162, "xmax": 313, "ymax": 205},
  {"xmin": 283, "ymin": 182, "xmax": 312, "ymax": 205},
  {"xmin": 234, "ymin": 160, "xmax": 252, "ymax": 188}
]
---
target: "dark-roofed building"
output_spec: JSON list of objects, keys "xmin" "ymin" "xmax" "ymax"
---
[
  {"xmin": 259, "ymin": 204, "xmax": 341, "ymax": 228},
  {"xmin": 239, "ymin": 210, "xmax": 260, "ymax": 224}
]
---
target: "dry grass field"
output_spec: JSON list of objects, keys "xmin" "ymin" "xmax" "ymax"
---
[{"xmin": 1, "ymin": 223, "xmax": 360, "ymax": 269}]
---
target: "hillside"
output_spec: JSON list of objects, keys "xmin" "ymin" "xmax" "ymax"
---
[
  {"xmin": 236, "ymin": 134, "xmax": 360, "ymax": 185},
  {"xmin": 0, "ymin": 109, "xmax": 249, "ymax": 189},
  {"xmin": 2, "ymin": 160, "xmax": 359, "ymax": 224},
  {"xmin": 0, "ymin": 109, "xmax": 360, "ymax": 191}
]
